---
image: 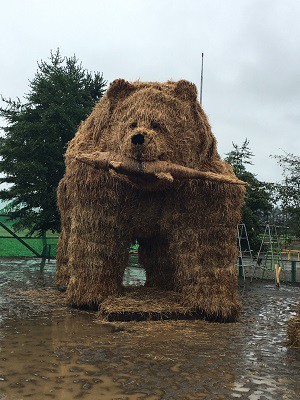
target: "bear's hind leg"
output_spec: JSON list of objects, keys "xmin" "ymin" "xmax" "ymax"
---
[
  {"xmin": 56, "ymin": 179, "xmax": 71, "ymax": 289},
  {"xmin": 138, "ymin": 236, "xmax": 176, "ymax": 291}
]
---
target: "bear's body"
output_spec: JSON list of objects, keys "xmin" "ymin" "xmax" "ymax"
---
[{"xmin": 56, "ymin": 79, "xmax": 245, "ymax": 321}]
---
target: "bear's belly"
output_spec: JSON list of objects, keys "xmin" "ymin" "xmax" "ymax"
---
[{"xmin": 123, "ymin": 191, "xmax": 167, "ymax": 239}]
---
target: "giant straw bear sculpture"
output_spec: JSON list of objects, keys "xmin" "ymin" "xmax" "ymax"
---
[{"xmin": 56, "ymin": 79, "xmax": 245, "ymax": 321}]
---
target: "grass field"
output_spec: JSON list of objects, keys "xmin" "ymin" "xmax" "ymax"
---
[{"xmin": 0, "ymin": 216, "xmax": 58, "ymax": 258}]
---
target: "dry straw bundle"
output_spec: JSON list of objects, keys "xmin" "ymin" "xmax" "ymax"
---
[
  {"xmin": 288, "ymin": 301, "xmax": 300, "ymax": 347},
  {"xmin": 56, "ymin": 79, "xmax": 245, "ymax": 322},
  {"xmin": 99, "ymin": 286, "xmax": 190, "ymax": 322}
]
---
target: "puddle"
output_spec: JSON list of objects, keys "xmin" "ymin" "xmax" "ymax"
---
[{"xmin": 0, "ymin": 258, "xmax": 299, "ymax": 399}]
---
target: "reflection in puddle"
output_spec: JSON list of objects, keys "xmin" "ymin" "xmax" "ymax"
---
[{"xmin": 0, "ymin": 258, "xmax": 299, "ymax": 399}]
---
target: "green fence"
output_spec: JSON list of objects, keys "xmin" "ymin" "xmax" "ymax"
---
[{"xmin": 0, "ymin": 215, "xmax": 58, "ymax": 258}]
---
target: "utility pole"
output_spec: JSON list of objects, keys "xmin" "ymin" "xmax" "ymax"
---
[{"xmin": 200, "ymin": 53, "xmax": 204, "ymax": 105}]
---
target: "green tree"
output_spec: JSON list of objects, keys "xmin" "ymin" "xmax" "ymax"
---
[
  {"xmin": 225, "ymin": 139, "xmax": 274, "ymax": 251},
  {"xmin": 0, "ymin": 49, "xmax": 106, "ymax": 235},
  {"xmin": 272, "ymin": 152, "xmax": 300, "ymax": 237}
]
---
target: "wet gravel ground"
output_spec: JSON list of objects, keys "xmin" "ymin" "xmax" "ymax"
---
[{"xmin": 0, "ymin": 258, "xmax": 299, "ymax": 400}]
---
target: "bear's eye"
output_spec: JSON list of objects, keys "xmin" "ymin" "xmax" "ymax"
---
[
  {"xmin": 130, "ymin": 122, "xmax": 137, "ymax": 129},
  {"xmin": 150, "ymin": 121, "xmax": 161, "ymax": 130}
]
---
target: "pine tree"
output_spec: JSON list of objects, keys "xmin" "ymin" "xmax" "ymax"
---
[
  {"xmin": 273, "ymin": 152, "xmax": 300, "ymax": 237},
  {"xmin": 225, "ymin": 139, "xmax": 274, "ymax": 250},
  {"xmin": 0, "ymin": 49, "xmax": 106, "ymax": 235}
]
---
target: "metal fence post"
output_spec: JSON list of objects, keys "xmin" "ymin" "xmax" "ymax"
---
[
  {"xmin": 238, "ymin": 257, "xmax": 243, "ymax": 278},
  {"xmin": 291, "ymin": 261, "xmax": 296, "ymax": 283}
]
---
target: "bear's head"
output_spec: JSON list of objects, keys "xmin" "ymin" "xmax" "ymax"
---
[
  {"xmin": 71, "ymin": 79, "xmax": 245, "ymax": 190},
  {"xmin": 105, "ymin": 79, "xmax": 210, "ymax": 164}
]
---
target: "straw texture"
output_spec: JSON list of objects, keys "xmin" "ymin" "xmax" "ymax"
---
[
  {"xmin": 287, "ymin": 301, "xmax": 300, "ymax": 347},
  {"xmin": 56, "ymin": 79, "xmax": 245, "ymax": 321}
]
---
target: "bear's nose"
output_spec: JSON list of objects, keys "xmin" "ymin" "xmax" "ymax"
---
[{"xmin": 131, "ymin": 133, "xmax": 145, "ymax": 145}]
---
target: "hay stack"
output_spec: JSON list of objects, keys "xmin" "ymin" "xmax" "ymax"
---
[
  {"xmin": 287, "ymin": 301, "xmax": 300, "ymax": 347},
  {"xmin": 56, "ymin": 79, "xmax": 245, "ymax": 321},
  {"xmin": 99, "ymin": 286, "xmax": 191, "ymax": 322}
]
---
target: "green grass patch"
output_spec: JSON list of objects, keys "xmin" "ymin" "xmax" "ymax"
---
[{"xmin": 0, "ymin": 215, "xmax": 58, "ymax": 257}]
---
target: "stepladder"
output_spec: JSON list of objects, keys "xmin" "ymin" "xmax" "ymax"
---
[{"xmin": 251, "ymin": 224, "xmax": 286, "ymax": 286}]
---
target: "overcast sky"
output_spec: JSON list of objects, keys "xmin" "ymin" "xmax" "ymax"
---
[{"xmin": 0, "ymin": 0, "xmax": 299, "ymax": 183}]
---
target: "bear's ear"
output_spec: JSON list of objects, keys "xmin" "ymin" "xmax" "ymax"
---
[
  {"xmin": 173, "ymin": 80, "xmax": 198, "ymax": 102},
  {"xmin": 106, "ymin": 79, "xmax": 136, "ymax": 104}
]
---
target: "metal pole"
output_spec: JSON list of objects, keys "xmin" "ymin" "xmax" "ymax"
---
[
  {"xmin": 291, "ymin": 261, "xmax": 296, "ymax": 283},
  {"xmin": 200, "ymin": 53, "xmax": 204, "ymax": 105}
]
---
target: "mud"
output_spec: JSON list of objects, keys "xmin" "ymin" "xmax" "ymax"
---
[{"xmin": 0, "ymin": 258, "xmax": 299, "ymax": 399}]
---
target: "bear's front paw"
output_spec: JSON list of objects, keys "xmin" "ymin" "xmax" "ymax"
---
[
  {"xmin": 66, "ymin": 276, "xmax": 123, "ymax": 310},
  {"xmin": 182, "ymin": 290, "xmax": 241, "ymax": 322}
]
